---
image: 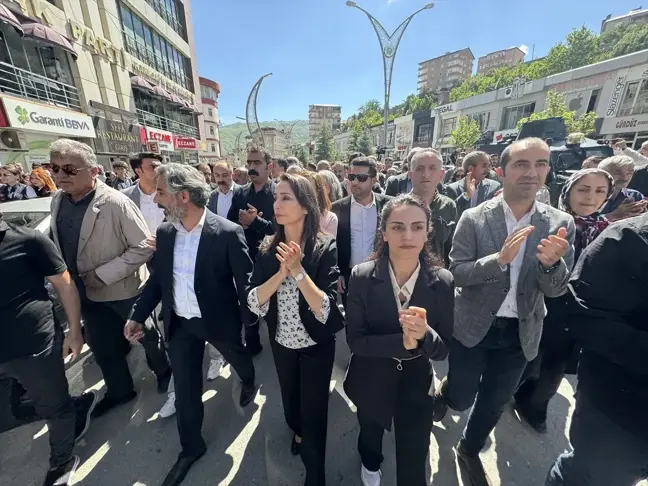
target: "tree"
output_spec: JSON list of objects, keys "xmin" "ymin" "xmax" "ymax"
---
[
  {"xmin": 294, "ymin": 145, "xmax": 308, "ymax": 165},
  {"xmin": 598, "ymin": 23, "xmax": 648, "ymax": 59},
  {"xmin": 545, "ymin": 27, "xmax": 600, "ymax": 74},
  {"xmin": 357, "ymin": 131, "xmax": 373, "ymax": 156},
  {"xmin": 314, "ymin": 125, "xmax": 334, "ymax": 161},
  {"xmin": 516, "ymin": 90, "xmax": 598, "ymax": 135},
  {"xmin": 449, "ymin": 116, "xmax": 481, "ymax": 151}
]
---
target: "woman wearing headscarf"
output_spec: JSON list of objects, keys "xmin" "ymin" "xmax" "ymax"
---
[{"xmin": 514, "ymin": 168, "xmax": 614, "ymax": 432}]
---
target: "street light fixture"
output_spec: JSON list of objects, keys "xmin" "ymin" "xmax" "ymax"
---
[{"xmin": 346, "ymin": 2, "xmax": 434, "ymax": 155}]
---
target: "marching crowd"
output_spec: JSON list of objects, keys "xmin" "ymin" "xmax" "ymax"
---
[{"xmin": 0, "ymin": 136, "xmax": 646, "ymax": 486}]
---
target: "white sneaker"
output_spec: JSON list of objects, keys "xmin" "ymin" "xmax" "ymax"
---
[
  {"xmin": 206, "ymin": 356, "xmax": 225, "ymax": 381},
  {"xmin": 158, "ymin": 392, "xmax": 176, "ymax": 418},
  {"xmin": 361, "ymin": 465, "xmax": 381, "ymax": 486}
]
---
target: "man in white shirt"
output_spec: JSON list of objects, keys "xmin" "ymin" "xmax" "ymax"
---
[
  {"xmin": 207, "ymin": 161, "xmax": 238, "ymax": 218},
  {"xmin": 123, "ymin": 153, "xmax": 165, "ymax": 234},
  {"xmin": 614, "ymin": 138, "xmax": 648, "ymax": 168}
]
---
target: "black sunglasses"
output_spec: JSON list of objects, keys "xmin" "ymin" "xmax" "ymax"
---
[
  {"xmin": 51, "ymin": 164, "xmax": 90, "ymax": 176},
  {"xmin": 348, "ymin": 174, "xmax": 371, "ymax": 182}
]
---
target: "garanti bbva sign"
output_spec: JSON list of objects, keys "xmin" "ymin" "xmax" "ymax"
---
[{"xmin": 1, "ymin": 97, "xmax": 96, "ymax": 138}]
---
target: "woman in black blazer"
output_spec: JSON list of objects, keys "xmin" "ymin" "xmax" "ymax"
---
[
  {"xmin": 344, "ymin": 194, "xmax": 454, "ymax": 486},
  {"xmin": 247, "ymin": 173, "xmax": 344, "ymax": 486}
]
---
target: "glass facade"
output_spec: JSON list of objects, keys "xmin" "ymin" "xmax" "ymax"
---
[
  {"xmin": 500, "ymin": 102, "xmax": 535, "ymax": 130},
  {"xmin": 144, "ymin": 0, "xmax": 186, "ymax": 40},
  {"xmin": 201, "ymin": 85, "xmax": 219, "ymax": 101},
  {"xmin": 618, "ymin": 80, "xmax": 648, "ymax": 116},
  {"xmin": 119, "ymin": 2, "xmax": 192, "ymax": 91},
  {"xmin": 441, "ymin": 117, "xmax": 457, "ymax": 137}
]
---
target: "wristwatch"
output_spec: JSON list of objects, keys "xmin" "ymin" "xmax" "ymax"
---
[{"xmin": 294, "ymin": 271, "xmax": 305, "ymax": 282}]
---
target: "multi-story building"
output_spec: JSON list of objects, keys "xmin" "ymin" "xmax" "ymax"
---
[
  {"xmin": 308, "ymin": 104, "xmax": 341, "ymax": 141},
  {"xmin": 0, "ymin": 0, "xmax": 203, "ymax": 169},
  {"xmin": 477, "ymin": 47, "xmax": 526, "ymax": 75},
  {"xmin": 417, "ymin": 48, "xmax": 474, "ymax": 93},
  {"xmin": 199, "ymin": 76, "xmax": 220, "ymax": 162},
  {"xmin": 601, "ymin": 8, "xmax": 648, "ymax": 33},
  {"xmin": 251, "ymin": 127, "xmax": 286, "ymax": 158}
]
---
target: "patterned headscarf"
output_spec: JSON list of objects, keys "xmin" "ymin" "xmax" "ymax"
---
[{"xmin": 559, "ymin": 168, "xmax": 614, "ymax": 259}]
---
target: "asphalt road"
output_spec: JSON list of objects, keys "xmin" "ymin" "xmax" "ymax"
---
[{"xmin": 1, "ymin": 326, "xmax": 646, "ymax": 486}]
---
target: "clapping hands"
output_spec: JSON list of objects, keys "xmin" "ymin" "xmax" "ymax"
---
[{"xmin": 400, "ymin": 306, "xmax": 428, "ymax": 350}]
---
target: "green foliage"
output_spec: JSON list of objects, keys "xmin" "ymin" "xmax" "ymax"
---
[
  {"xmin": 392, "ymin": 88, "xmax": 439, "ymax": 116},
  {"xmin": 450, "ymin": 24, "xmax": 648, "ymax": 102},
  {"xmin": 293, "ymin": 145, "xmax": 309, "ymax": 164},
  {"xmin": 516, "ymin": 91, "xmax": 598, "ymax": 135},
  {"xmin": 314, "ymin": 125, "xmax": 335, "ymax": 161},
  {"xmin": 219, "ymin": 120, "xmax": 308, "ymax": 155},
  {"xmin": 357, "ymin": 131, "xmax": 373, "ymax": 155},
  {"xmin": 449, "ymin": 116, "xmax": 481, "ymax": 150}
]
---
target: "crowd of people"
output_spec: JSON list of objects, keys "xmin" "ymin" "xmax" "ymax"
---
[{"xmin": 0, "ymin": 136, "xmax": 646, "ymax": 486}]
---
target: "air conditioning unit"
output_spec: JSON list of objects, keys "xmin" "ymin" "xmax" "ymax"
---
[
  {"xmin": 0, "ymin": 129, "xmax": 27, "ymax": 151},
  {"xmin": 503, "ymin": 87, "xmax": 513, "ymax": 99}
]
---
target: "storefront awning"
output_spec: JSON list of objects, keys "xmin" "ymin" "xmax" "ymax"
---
[
  {"xmin": 22, "ymin": 22, "xmax": 77, "ymax": 59},
  {"xmin": 130, "ymin": 75, "xmax": 155, "ymax": 92},
  {"xmin": 151, "ymin": 84, "xmax": 173, "ymax": 102},
  {"xmin": 169, "ymin": 93, "xmax": 186, "ymax": 106},
  {"xmin": 0, "ymin": 5, "xmax": 23, "ymax": 36}
]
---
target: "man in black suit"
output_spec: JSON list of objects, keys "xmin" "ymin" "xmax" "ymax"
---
[
  {"xmin": 125, "ymin": 164, "xmax": 256, "ymax": 486},
  {"xmin": 332, "ymin": 157, "xmax": 391, "ymax": 303},
  {"xmin": 227, "ymin": 147, "xmax": 276, "ymax": 356},
  {"xmin": 445, "ymin": 150, "xmax": 501, "ymax": 217}
]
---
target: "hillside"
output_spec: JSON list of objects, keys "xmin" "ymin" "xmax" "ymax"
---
[{"xmin": 219, "ymin": 120, "xmax": 309, "ymax": 155}]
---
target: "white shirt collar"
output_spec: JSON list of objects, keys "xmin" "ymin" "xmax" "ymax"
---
[
  {"xmin": 388, "ymin": 260, "xmax": 421, "ymax": 309},
  {"xmin": 173, "ymin": 208, "xmax": 207, "ymax": 234},
  {"xmin": 501, "ymin": 196, "xmax": 537, "ymax": 223},
  {"xmin": 217, "ymin": 182, "xmax": 234, "ymax": 195},
  {"xmin": 137, "ymin": 183, "xmax": 155, "ymax": 199},
  {"xmin": 351, "ymin": 192, "xmax": 376, "ymax": 208}
]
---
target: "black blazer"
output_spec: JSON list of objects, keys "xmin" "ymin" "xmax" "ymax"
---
[
  {"xmin": 247, "ymin": 235, "xmax": 345, "ymax": 344},
  {"xmin": 344, "ymin": 257, "xmax": 454, "ymax": 428},
  {"xmin": 384, "ymin": 172, "xmax": 409, "ymax": 196},
  {"xmin": 131, "ymin": 210, "xmax": 254, "ymax": 343},
  {"xmin": 331, "ymin": 194, "xmax": 392, "ymax": 279}
]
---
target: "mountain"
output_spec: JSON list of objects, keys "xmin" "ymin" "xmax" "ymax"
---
[{"xmin": 219, "ymin": 120, "xmax": 309, "ymax": 155}]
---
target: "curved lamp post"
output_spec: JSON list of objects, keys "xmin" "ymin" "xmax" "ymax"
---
[{"xmin": 346, "ymin": 1, "xmax": 433, "ymax": 153}]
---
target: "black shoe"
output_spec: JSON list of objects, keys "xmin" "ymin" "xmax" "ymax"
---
[
  {"xmin": 74, "ymin": 391, "xmax": 98, "ymax": 443},
  {"xmin": 513, "ymin": 400, "xmax": 547, "ymax": 433},
  {"xmin": 455, "ymin": 443, "xmax": 493, "ymax": 486},
  {"xmin": 157, "ymin": 370, "xmax": 173, "ymax": 394},
  {"xmin": 290, "ymin": 435, "xmax": 300, "ymax": 456},
  {"xmin": 91, "ymin": 391, "xmax": 136, "ymax": 418},
  {"xmin": 239, "ymin": 381, "xmax": 256, "ymax": 407},
  {"xmin": 41, "ymin": 455, "xmax": 80, "ymax": 486},
  {"xmin": 432, "ymin": 376, "xmax": 449, "ymax": 422},
  {"xmin": 245, "ymin": 339, "xmax": 263, "ymax": 357},
  {"xmin": 161, "ymin": 450, "xmax": 206, "ymax": 486}
]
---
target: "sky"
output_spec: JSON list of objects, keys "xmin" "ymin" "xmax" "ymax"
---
[{"xmin": 191, "ymin": 0, "xmax": 641, "ymax": 125}]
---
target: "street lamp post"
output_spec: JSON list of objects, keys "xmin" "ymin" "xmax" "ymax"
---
[{"xmin": 346, "ymin": 1, "xmax": 433, "ymax": 154}]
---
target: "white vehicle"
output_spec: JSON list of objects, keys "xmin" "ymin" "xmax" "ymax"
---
[{"xmin": 0, "ymin": 196, "xmax": 52, "ymax": 233}]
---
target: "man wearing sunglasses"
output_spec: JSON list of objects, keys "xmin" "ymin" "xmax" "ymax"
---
[
  {"xmin": 332, "ymin": 157, "xmax": 392, "ymax": 304},
  {"xmin": 48, "ymin": 139, "xmax": 171, "ymax": 419}
]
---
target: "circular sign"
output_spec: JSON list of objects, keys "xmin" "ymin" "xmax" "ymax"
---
[{"xmin": 383, "ymin": 45, "xmax": 395, "ymax": 58}]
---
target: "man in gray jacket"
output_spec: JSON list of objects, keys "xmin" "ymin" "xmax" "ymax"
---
[{"xmin": 435, "ymin": 138, "xmax": 575, "ymax": 486}]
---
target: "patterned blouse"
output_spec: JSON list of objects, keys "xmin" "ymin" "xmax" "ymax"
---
[{"xmin": 248, "ymin": 276, "xmax": 330, "ymax": 349}]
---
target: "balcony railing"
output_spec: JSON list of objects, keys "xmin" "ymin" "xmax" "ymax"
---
[
  {"xmin": 136, "ymin": 109, "xmax": 199, "ymax": 139},
  {"xmin": 0, "ymin": 61, "xmax": 81, "ymax": 111}
]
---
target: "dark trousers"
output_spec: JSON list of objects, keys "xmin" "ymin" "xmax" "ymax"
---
[
  {"xmin": 357, "ymin": 358, "xmax": 435, "ymax": 486},
  {"xmin": 546, "ymin": 393, "xmax": 648, "ymax": 486},
  {"xmin": 0, "ymin": 331, "xmax": 75, "ymax": 469},
  {"xmin": 168, "ymin": 316, "xmax": 255, "ymax": 456},
  {"xmin": 81, "ymin": 296, "xmax": 170, "ymax": 399},
  {"xmin": 443, "ymin": 319, "xmax": 528, "ymax": 456},
  {"xmin": 270, "ymin": 338, "xmax": 335, "ymax": 486}
]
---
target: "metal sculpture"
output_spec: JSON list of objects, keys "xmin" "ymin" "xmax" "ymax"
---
[
  {"xmin": 346, "ymin": 2, "xmax": 433, "ymax": 150},
  {"xmin": 245, "ymin": 73, "xmax": 273, "ymax": 148}
]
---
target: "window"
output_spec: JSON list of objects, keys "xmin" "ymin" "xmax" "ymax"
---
[
  {"xmin": 618, "ymin": 80, "xmax": 648, "ymax": 116},
  {"xmin": 468, "ymin": 111, "xmax": 491, "ymax": 131},
  {"xmin": 416, "ymin": 123, "xmax": 434, "ymax": 141},
  {"xmin": 211, "ymin": 143, "xmax": 216, "ymax": 152},
  {"xmin": 207, "ymin": 107, "xmax": 213, "ymax": 117},
  {"xmin": 209, "ymin": 125, "xmax": 215, "ymax": 135},
  {"xmin": 441, "ymin": 118, "xmax": 457, "ymax": 137},
  {"xmin": 618, "ymin": 81, "xmax": 639, "ymax": 116},
  {"xmin": 587, "ymin": 88, "xmax": 600, "ymax": 113},
  {"xmin": 143, "ymin": 0, "xmax": 186, "ymax": 39},
  {"xmin": 500, "ymin": 102, "xmax": 535, "ymax": 130}
]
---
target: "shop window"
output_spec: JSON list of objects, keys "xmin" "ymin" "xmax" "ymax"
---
[{"xmin": 500, "ymin": 102, "xmax": 535, "ymax": 130}]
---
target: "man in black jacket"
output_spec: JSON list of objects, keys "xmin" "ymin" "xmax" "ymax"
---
[
  {"xmin": 125, "ymin": 164, "xmax": 256, "ymax": 486},
  {"xmin": 227, "ymin": 147, "xmax": 276, "ymax": 356},
  {"xmin": 546, "ymin": 213, "xmax": 648, "ymax": 486}
]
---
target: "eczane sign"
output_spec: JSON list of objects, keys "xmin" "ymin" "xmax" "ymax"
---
[{"xmin": 1, "ymin": 96, "xmax": 96, "ymax": 138}]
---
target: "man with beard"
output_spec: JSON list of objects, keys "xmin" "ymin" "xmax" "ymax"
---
[
  {"xmin": 126, "ymin": 164, "xmax": 256, "ymax": 486},
  {"xmin": 445, "ymin": 151, "xmax": 501, "ymax": 217},
  {"xmin": 435, "ymin": 138, "xmax": 575, "ymax": 486},
  {"xmin": 227, "ymin": 147, "xmax": 276, "ymax": 355},
  {"xmin": 49, "ymin": 140, "xmax": 170, "ymax": 418}
]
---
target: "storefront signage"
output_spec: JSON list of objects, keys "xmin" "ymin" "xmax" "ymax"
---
[
  {"xmin": 68, "ymin": 20, "xmax": 125, "ymax": 67},
  {"xmin": 144, "ymin": 126, "xmax": 173, "ymax": 151},
  {"xmin": 1, "ymin": 96, "xmax": 96, "ymax": 138},
  {"xmin": 434, "ymin": 103, "xmax": 456, "ymax": 116},
  {"xmin": 174, "ymin": 136, "xmax": 198, "ymax": 150},
  {"xmin": 494, "ymin": 129, "xmax": 518, "ymax": 142},
  {"xmin": 551, "ymin": 72, "xmax": 609, "ymax": 95},
  {"xmin": 5, "ymin": 0, "xmax": 54, "ymax": 26},
  {"xmin": 606, "ymin": 76, "xmax": 626, "ymax": 117},
  {"xmin": 599, "ymin": 114, "xmax": 648, "ymax": 135},
  {"xmin": 93, "ymin": 119, "xmax": 142, "ymax": 154}
]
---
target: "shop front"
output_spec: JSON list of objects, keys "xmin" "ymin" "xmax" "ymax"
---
[
  {"xmin": 88, "ymin": 101, "xmax": 142, "ymax": 168},
  {"xmin": 0, "ymin": 95, "xmax": 95, "ymax": 168},
  {"xmin": 597, "ymin": 112, "xmax": 648, "ymax": 148},
  {"xmin": 171, "ymin": 135, "xmax": 199, "ymax": 164}
]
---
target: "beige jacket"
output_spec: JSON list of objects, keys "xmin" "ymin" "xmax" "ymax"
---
[{"xmin": 50, "ymin": 180, "xmax": 153, "ymax": 302}]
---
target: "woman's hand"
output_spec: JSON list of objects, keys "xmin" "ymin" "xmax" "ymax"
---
[
  {"xmin": 277, "ymin": 242, "xmax": 303, "ymax": 275},
  {"xmin": 400, "ymin": 307, "xmax": 428, "ymax": 341}
]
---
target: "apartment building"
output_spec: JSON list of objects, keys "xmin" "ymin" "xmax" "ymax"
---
[
  {"xmin": 601, "ymin": 8, "xmax": 648, "ymax": 33},
  {"xmin": 477, "ymin": 47, "xmax": 526, "ymax": 75},
  {"xmin": 308, "ymin": 104, "xmax": 341, "ymax": 141},
  {"xmin": 0, "ymin": 0, "xmax": 203, "ymax": 168},
  {"xmin": 200, "ymin": 76, "xmax": 220, "ymax": 161},
  {"xmin": 417, "ymin": 48, "xmax": 474, "ymax": 93},
  {"xmin": 251, "ymin": 127, "xmax": 286, "ymax": 158}
]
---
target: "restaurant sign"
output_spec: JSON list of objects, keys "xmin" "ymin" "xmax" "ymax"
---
[{"xmin": 93, "ymin": 119, "xmax": 142, "ymax": 154}]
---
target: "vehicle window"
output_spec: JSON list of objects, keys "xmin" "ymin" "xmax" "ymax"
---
[{"xmin": 1, "ymin": 212, "xmax": 48, "ymax": 229}]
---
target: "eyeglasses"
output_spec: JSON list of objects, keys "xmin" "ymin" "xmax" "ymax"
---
[
  {"xmin": 348, "ymin": 174, "xmax": 371, "ymax": 183},
  {"xmin": 51, "ymin": 164, "xmax": 90, "ymax": 176}
]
